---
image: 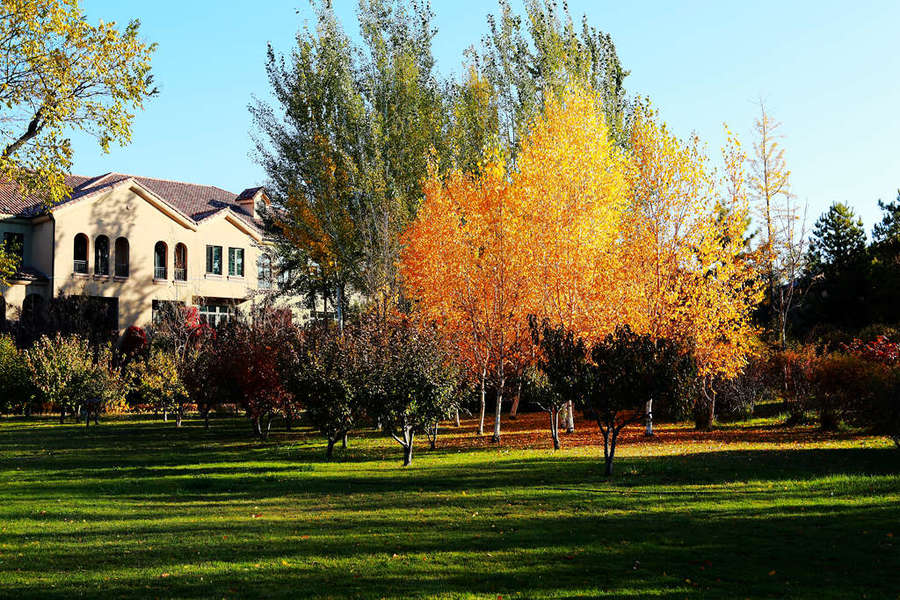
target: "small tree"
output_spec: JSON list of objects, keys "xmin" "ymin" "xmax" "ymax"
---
[
  {"xmin": 360, "ymin": 316, "xmax": 458, "ymax": 466},
  {"xmin": 285, "ymin": 324, "xmax": 361, "ymax": 457},
  {"xmin": 584, "ymin": 326, "xmax": 696, "ymax": 476},
  {"xmin": 26, "ymin": 334, "xmax": 123, "ymax": 424},
  {"xmin": 529, "ymin": 317, "xmax": 587, "ymax": 450},
  {"xmin": 127, "ymin": 348, "xmax": 189, "ymax": 426}
]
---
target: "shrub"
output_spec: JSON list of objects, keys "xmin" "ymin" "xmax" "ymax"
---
[
  {"xmin": 712, "ymin": 353, "xmax": 774, "ymax": 422},
  {"xmin": 811, "ymin": 353, "xmax": 890, "ymax": 431},
  {"xmin": 770, "ymin": 345, "xmax": 819, "ymax": 424},
  {"xmin": 0, "ymin": 334, "xmax": 35, "ymax": 415}
]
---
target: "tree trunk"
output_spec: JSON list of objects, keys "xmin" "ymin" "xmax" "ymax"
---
[
  {"xmin": 478, "ymin": 372, "xmax": 486, "ymax": 436},
  {"xmin": 59, "ymin": 406, "xmax": 65, "ymax": 424},
  {"xmin": 163, "ymin": 410, "xmax": 168, "ymax": 423},
  {"xmin": 402, "ymin": 429, "xmax": 414, "ymax": 467},
  {"xmin": 549, "ymin": 407, "xmax": 560, "ymax": 450},
  {"xmin": 510, "ymin": 380, "xmax": 521, "ymax": 419},
  {"xmin": 430, "ymin": 422, "xmax": 438, "ymax": 450},
  {"xmin": 492, "ymin": 387, "xmax": 503, "ymax": 444},
  {"xmin": 454, "ymin": 407, "xmax": 460, "ymax": 427},
  {"xmin": 644, "ymin": 399, "xmax": 653, "ymax": 436},
  {"xmin": 565, "ymin": 400, "xmax": 575, "ymax": 433},
  {"xmin": 695, "ymin": 379, "xmax": 716, "ymax": 430},
  {"xmin": 342, "ymin": 433, "xmax": 348, "ymax": 448},
  {"xmin": 176, "ymin": 409, "xmax": 183, "ymax": 428},
  {"xmin": 204, "ymin": 409, "xmax": 210, "ymax": 429},
  {"xmin": 326, "ymin": 438, "xmax": 337, "ymax": 458}
]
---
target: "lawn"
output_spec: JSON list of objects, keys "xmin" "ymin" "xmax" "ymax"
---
[{"xmin": 0, "ymin": 413, "xmax": 898, "ymax": 599}]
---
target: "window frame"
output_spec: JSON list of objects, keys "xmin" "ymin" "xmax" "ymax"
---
[
  {"xmin": 114, "ymin": 237, "xmax": 129, "ymax": 278},
  {"xmin": 153, "ymin": 241, "xmax": 168, "ymax": 280},
  {"xmin": 228, "ymin": 247, "xmax": 244, "ymax": 277},
  {"xmin": 73, "ymin": 233, "xmax": 89, "ymax": 274},
  {"xmin": 206, "ymin": 245, "xmax": 223, "ymax": 276}
]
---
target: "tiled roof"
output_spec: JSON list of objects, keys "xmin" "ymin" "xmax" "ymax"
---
[{"xmin": 0, "ymin": 173, "xmax": 263, "ymax": 232}]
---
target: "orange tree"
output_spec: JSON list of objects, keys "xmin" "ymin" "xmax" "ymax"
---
[
  {"xmin": 401, "ymin": 153, "xmax": 530, "ymax": 443},
  {"xmin": 403, "ymin": 87, "xmax": 762, "ymax": 439}
]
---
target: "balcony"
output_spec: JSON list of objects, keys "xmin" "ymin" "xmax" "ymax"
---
[
  {"xmin": 154, "ymin": 266, "xmax": 167, "ymax": 280},
  {"xmin": 73, "ymin": 259, "xmax": 88, "ymax": 274},
  {"xmin": 174, "ymin": 267, "xmax": 187, "ymax": 282}
]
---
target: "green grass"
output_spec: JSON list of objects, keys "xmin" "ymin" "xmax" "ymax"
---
[{"xmin": 0, "ymin": 416, "xmax": 898, "ymax": 599}]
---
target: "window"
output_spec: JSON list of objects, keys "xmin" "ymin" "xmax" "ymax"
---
[
  {"xmin": 2, "ymin": 232, "xmax": 24, "ymax": 262},
  {"xmin": 114, "ymin": 237, "xmax": 129, "ymax": 278},
  {"xmin": 73, "ymin": 234, "xmax": 89, "ymax": 274},
  {"xmin": 153, "ymin": 242, "xmax": 167, "ymax": 280},
  {"xmin": 257, "ymin": 254, "xmax": 272, "ymax": 289},
  {"xmin": 199, "ymin": 304, "xmax": 232, "ymax": 328},
  {"xmin": 174, "ymin": 243, "xmax": 187, "ymax": 281},
  {"xmin": 94, "ymin": 235, "xmax": 109, "ymax": 276},
  {"xmin": 228, "ymin": 247, "xmax": 244, "ymax": 277},
  {"xmin": 206, "ymin": 245, "xmax": 222, "ymax": 275}
]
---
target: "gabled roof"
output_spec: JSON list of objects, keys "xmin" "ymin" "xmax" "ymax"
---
[{"xmin": 0, "ymin": 173, "xmax": 265, "ymax": 235}]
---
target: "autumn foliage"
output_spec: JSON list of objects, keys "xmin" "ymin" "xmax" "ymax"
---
[{"xmin": 401, "ymin": 86, "xmax": 763, "ymax": 439}]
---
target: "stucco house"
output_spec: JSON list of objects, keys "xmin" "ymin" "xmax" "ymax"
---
[{"xmin": 0, "ymin": 172, "xmax": 297, "ymax": 331}]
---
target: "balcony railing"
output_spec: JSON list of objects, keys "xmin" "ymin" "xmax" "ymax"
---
[
  {"xmin": 154, "ymin": 266, "xmax": 167, "ymax": 280},
  {"xmin": 73, "ymin": 259, "xmax": 88, "ymax": 274},
  {"xmin": 174, "ymin": 267, "xmax": 187, "ymax": 281}
]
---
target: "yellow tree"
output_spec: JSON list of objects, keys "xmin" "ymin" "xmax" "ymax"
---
[
  {"xmin": 511, "ymin": 86, "xmax": 629, "ymax": 428},
  {"xmin": 624, "ymin": 106, "xmax": 762, "ymax": 430},
  {"xmin": 0, "ymin": 0, "xmax": 156, "ymax": 280}
]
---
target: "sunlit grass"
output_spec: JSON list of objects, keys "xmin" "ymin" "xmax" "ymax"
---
[{"xmin": 0, "ymin": 414, "xmax": 897, "ymax": 599}]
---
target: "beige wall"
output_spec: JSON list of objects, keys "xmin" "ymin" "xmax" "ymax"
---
[{"xmin": 2, "ymin": 183, "xmax": 265, "ymax": 330}]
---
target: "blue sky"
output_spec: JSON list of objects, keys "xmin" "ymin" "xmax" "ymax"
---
[{"xmin": 72, "ymin": 0, "xmax": 900, "ymax": 235}]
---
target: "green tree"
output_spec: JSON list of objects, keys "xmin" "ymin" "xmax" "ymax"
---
[
  {"xmin": 0, "ymin": 0, "xmax": 156, "ymax": 280},
  {"xmin": 357, "ymin": 316, "xmax": 458, "ymax": 466},
  {"xmin": 868, "ymin": 192, "xmax": 900, "ymax": 324},
  {"xmin": 476, "ymin": 0, "xmax": 629, "ymax": 156},
  {"xmin": 252, "ymin": 0, "xmax": 446, "ymax": 320},
  {"xmin": 251, "ymin": 4, "xmax": 368, "ymax": 325},
  {"xmin": 805, "ymin": 202, "xmax": 869, "ymax": 329}
]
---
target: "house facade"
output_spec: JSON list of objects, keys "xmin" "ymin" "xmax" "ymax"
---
[{"xmin": 0, "ymin": 172, "xmax": 292, "ymax": 331}]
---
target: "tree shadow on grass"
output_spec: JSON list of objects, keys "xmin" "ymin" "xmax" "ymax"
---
[{"xmin": 1, "ymin": 419, "xmax": 898, "ymax": 599}]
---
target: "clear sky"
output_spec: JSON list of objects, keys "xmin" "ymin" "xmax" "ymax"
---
[{"xmin": 71, "ymin": 0, "xmax": 900, "ymax": 235}]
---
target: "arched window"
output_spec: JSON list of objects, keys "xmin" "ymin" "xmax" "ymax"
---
[
  {"xmin": 174, "ymin": 243, "xmax": 187, "ymax": 281},
  {"xmin": 73, "ymin": 234, "xmax": 89, "ymax": 274},
  {"xmin": 94, "ymin": 235, "xmax": 109, "ymax": 276},
  {"xmin": 153, "ymin": 242, "xmax": 167, "ymax": 280},
  {"xmin": 114, "ymin": 237, "xmax": 129, "ymax": 278}
]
